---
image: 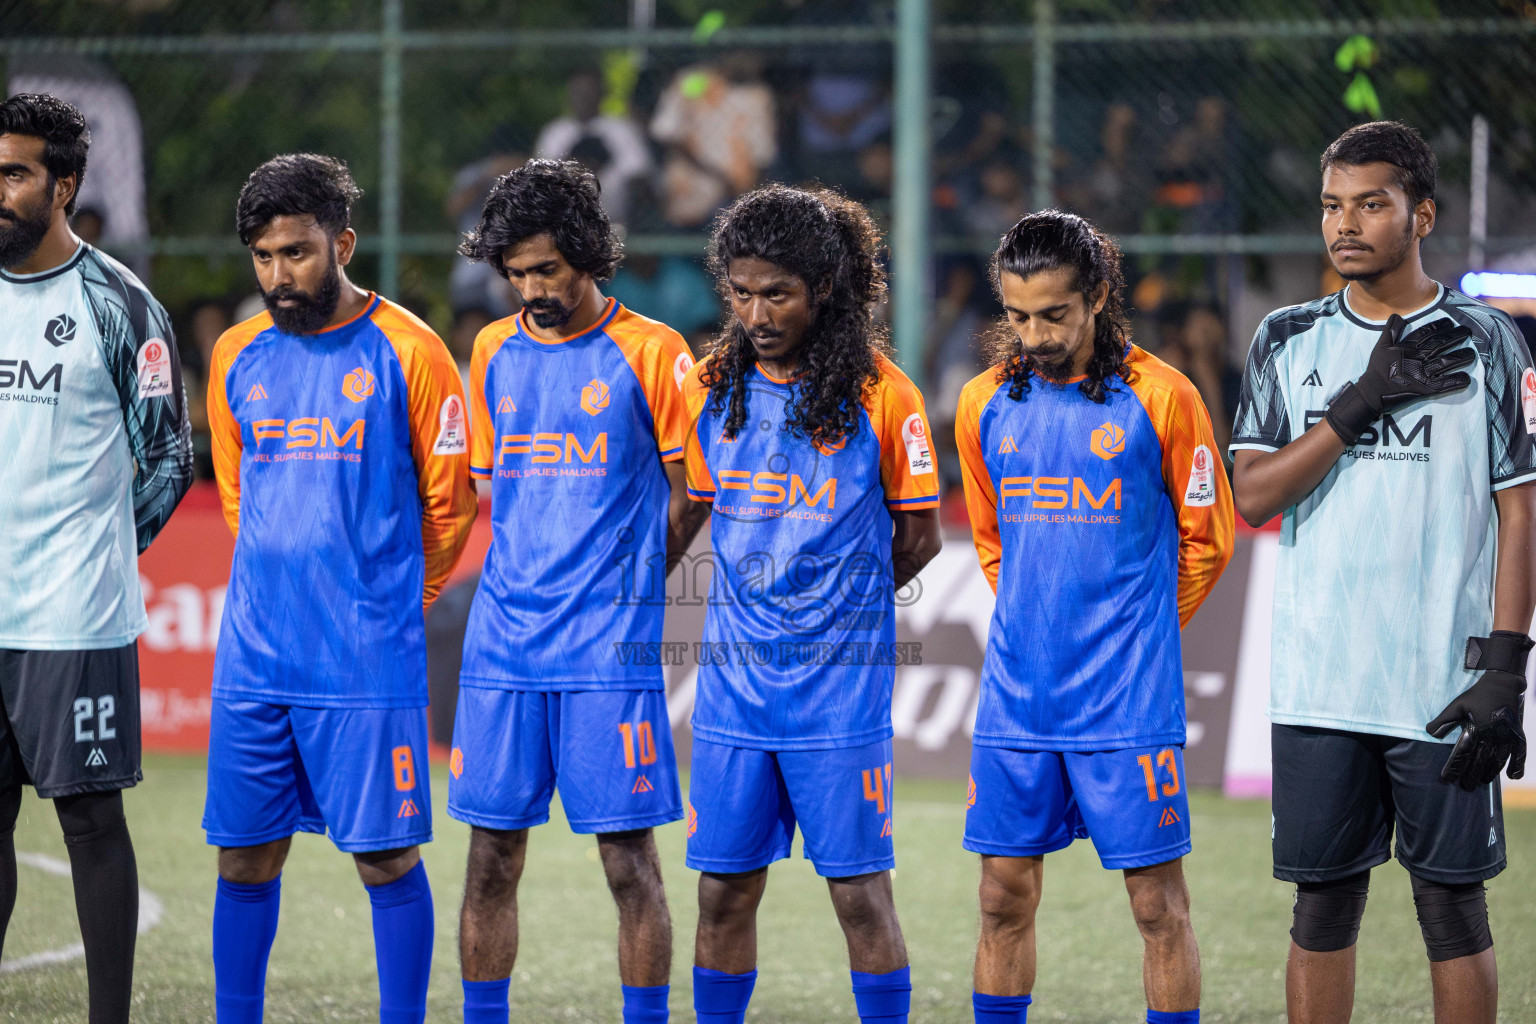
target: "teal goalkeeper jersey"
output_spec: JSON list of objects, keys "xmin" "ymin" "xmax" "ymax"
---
[
  {"xmin": 0, "ymin": 243, "xmax": 192, "ymax": 649},
  {"xmin": 1230, "ymin": 285, "xmax": 1536, "ymax": 742}
]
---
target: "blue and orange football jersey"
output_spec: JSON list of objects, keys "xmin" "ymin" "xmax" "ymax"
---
[
  {"xmin": 459, "ymin": 298, "xmax": 695, "ymax": 691},
  {"xmin": 956, "ymin": 347, "xmax": 1234, "ymax": 751},
  {"xmin": 682, "ymin": 356, "xmax": 940, "ymax": 750},
  {"xmin": 207, "ymin": 294, "xmax": 478, "ymax": 708}
]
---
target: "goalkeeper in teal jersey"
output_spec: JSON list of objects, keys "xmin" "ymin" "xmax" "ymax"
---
[
  {"xmin": 0, "ymin": 94, "xmax": 192, "ymax": 1024},
  {"xmin": 1230, "ymin": 121, "xmax": 1536, "ymax": 1024}
]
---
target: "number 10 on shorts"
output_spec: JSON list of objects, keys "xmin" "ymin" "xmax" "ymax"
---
[{"xmin": 618, "ymin": 721, "xmax": 658, "ymax": 768}]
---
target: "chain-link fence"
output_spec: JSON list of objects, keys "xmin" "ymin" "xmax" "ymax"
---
[{"xmin": 5, "ymin": 0, "xmax": 1535, "ymax": 483}]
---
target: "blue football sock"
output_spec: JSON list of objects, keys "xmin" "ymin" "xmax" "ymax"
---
[
  {"xmin": 462, "ymin": 977, "xmax": 510, "ymax": 1024},
  {"xmin": 622, "ymin": 983, "xmax": 670, "ymax": 1023},
  {"xmin": 852, "ymin": 965, "xmax": 911, "ymax": 1023},
  {"xmin": 972, "ymin": 991, "xmax": 1032, "ymax": 1024},
  {"xmin": 366, "ymin": 860, "xmax": 434, "ymax": 1024},
  {"xmin": 693, "ymin": 966, "xmax": 756, "ymax": 1024},
  {"xmin": 1147, "ymin": 1011, "xmax": 1199, "ymax": 1024},
  {"xmin": 212, "ymin": 875, "xmax": 282, "ymax": 1024}
]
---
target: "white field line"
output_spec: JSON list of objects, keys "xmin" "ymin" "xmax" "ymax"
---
[{"xmin": 0, "ymin": 852, "xmax": 164, "ymax": 975}]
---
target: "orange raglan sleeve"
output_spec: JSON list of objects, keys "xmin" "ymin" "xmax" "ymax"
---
[
  {"xmin": 609, "ymin": 310, "xmax": 695, "ymax": 463},
  {"xmin": 206, "ymin": 320, "xmax": 265, "ymax": 538},
  {"xmin": 681, "ymin": 358, "xmax": 716, "ymax": 502},
  {"xmin": 467, "ymin": 321, "xmax": 507, "ymax": 481},
  {"xmin": 870, "ymin": 356, "xmax": 940, "ymax": 513},
  {"xmin": 956, "ymin": 371, "xmax": 1003, "ymax": 593},
  {"xmin": 1125, "ymin": 348, "xmax": 1235, "ymax": 626},
  {"xmin": 378, "ymin": 303, "xmax": 479, "ymax": 609}
]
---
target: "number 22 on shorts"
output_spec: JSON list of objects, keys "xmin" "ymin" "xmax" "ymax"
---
[{"xmin": 1135, "ymin": 749, "xmax": 1181, "ymax": 802}]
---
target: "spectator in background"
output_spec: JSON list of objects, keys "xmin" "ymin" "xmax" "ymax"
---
[
  {"xmin": 534, "ymin": 67, "xmax": 652, "ymax": 227},
  {"xmin": 1153, "ymin": 303, "xmax": 1241, "ymax": 454},
  {"xmin": 445, "ymin": 136, "xmax": 524, "ymax": 335},
  {"xmin": 649, "ymin": 52, "xmax": 777, "ymax": 228},
  {"xmin": 71, "ymin": 205, "xmax": 105, "ymax": 246},
  {"xmin": 1153, "ymin": 97, "xmax": 1235, "ymax": 235},
  {"xmin": 961, "ymin": 146, "xmax": 1030, "ymax": 240},
  {"xmin": 606, "ymin": 253, "xmax": 718, "ymax": 351},
  {"xmin": 1079, "ymin": 101, "xmax": 1151, "ymax": 235},
  {"xmin": 177, "ymin": 300, "xmax": 232, "ymax": 482}
]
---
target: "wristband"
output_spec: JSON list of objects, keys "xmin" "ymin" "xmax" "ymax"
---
[
  {"xmin": 1464, "ymin": 631, "xmax": 1535, "ymax": 676},
  {"xmin": 1323, "ymin": 382, "xmax": 1377, "ymax": 446}
]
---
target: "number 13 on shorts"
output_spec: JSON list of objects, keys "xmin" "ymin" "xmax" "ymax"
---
[{"xmin": 1135, "ymin": 748, "xmax": 1181, "ymax": 802}]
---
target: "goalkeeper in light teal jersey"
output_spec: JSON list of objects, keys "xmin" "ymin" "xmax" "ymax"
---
[{"xmin": 1230, "ymin": 121, "xmax": 1536, "ymax": 1024}]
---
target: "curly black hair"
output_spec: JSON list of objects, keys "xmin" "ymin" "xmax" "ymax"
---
[
  {"xmin": 236, "ymin": 153, "xmax": 361, "ymax": 245},
  {"xmin": 1322, "ymin": 120, "xmax": 1436, "ymax": 206},
  {"xmin": 701, "ymin": 184, "xmax": 890, "ymax": 448},
  {"xmin": 985, "ymin": 210, "xmax": 1133, "ymax": 404},
  {"xmin": 459, "ymin": 158, "xmax": 622, "ymax": 284},
  {"xmin": 0, "ymin": 93, "xmax": 90, "ymax": 215}
]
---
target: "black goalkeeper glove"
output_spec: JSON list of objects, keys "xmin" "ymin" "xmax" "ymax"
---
[
  {"xmin": 1325, "ymin": 314, "xmax": 1476, "ymax": 446},
  {"xmin": 1426, "ymin": 631, "xmax": 1532, "ymax": 791}
]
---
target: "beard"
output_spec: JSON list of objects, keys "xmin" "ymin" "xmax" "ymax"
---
[
  {"xmin": 262, "ymin": 256, "xmax": 342, "ymax": 335},
  {"xmin": 0, "ymin": 190, "xmax": 55, "ymax": 270},
  {"xmin": 524, "ymin": 296, "xmax": 575, "ymax": 330},
  {"xmin": 1025, "ymin": 344, "xmax": 1078, "ymax": 383},
  {"xmin": 1332, "ymin": 218, "xmax": 1416, "ymax": 283}
]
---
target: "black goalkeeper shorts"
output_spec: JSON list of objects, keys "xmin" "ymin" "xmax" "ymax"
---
[
  {"xmin": 0, "ymin": 643, "xmax": 142, "ymax": 798},
  {"xmin": 1271, "ymin": 723, "xmax": 1506, "ymax": 885}
]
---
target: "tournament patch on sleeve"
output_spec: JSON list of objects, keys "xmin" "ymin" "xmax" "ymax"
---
[
  {"xmin": 136, "ymin": 338, "xmax": 174, "ymax": 399},
  {"xmin": 1521, "ymin": 367, "xmax": 1536, "ymax": 435},
  {"xmin": 673, "ymin": 350, "xmax": 695, "ymax": 388},
  {"xmin": 433, "ymin": 393, "xmax": 469, "ymax": 455},
  {"xmin": 901, "ymin": 413, "xmax": 935, "ymax": 476},
  {"xmin": 1184, "ymin": 444, "xmax": 1217, "ymax": 507}
]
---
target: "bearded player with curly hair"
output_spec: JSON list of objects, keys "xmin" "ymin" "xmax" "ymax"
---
[
  {"xmin": 679, "ymin": 185, "xmax": 942, "ymax": 1024},
  {"xmin": 955, "ymin": 211, "xmax": 1234, "ymax": 1024}
]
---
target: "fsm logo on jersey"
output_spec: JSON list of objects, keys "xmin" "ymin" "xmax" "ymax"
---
[{"xmin": 44, "ymin": 313, "xmax": 75, "ymax": 346}]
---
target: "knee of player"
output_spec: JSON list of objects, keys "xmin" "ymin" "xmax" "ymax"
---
[
  {"xmin": 598, "ymin": 837, "xmax": 664, "ymax": 907},
  {"xmin": 1410, "ymin": 874, "xmax": 1493, "ymax": 963},
  {"xmin": 54, "ymin": 791, "xmax": 128, "ymax": 846},
  {"xmin": 1126, "ymin": 880, "xmax": 1191, "ymax": 938},
  {"xmin": 218, "ymin": 839, "xmax": 290, "ymax": 885},
  {"xmin": 977, "ymin": 867, "xmax": 1040, "ymax": 930},
  {"xmin": 697, "ymin": 871, "xmax": 766, "ymax": 925},
  {"xmin": 1290, "ymin": 871, "xmax": 1370, "ymax": 953},
  {"xmin": 0, "ymin": 785, "xmax": 21, "ymax": 835},
  {"xmin": 465, "ymin": 827, "xmax": 528, "ymax": 893}
]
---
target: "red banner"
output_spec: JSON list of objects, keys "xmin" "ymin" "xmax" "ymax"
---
[{"xmin": 136, "ymin": 484, "xmax": 492, "ymax": 753}]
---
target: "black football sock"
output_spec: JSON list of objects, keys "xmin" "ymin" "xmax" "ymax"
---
[
  {"xmin": 56, "ymin": 791, "xmax": 138, "ymax": 1024},
  {"xmin": 0, "ymin": 784, "xmax": 20, "ymax": 957}
]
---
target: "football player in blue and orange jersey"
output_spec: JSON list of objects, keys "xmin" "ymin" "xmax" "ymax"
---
[
  {"xmin": 449, "ymin": 159, "xmax": 706, "ymax": 1024},
  {"xmin": 955, "ymin": 212, "xmax": 1234, "ymax": 1024},
  {"xmin": 203, "ymin": 154, "xmax": 477, "ymax": 1024},
  {"xmin": 680, "ymin": 185, "xmax": 941, "ymax": 1024}
]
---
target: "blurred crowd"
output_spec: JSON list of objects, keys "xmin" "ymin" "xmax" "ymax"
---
[{"xmin": 155, "ymin": 47, "xmax": 1265, "ymax": 503}]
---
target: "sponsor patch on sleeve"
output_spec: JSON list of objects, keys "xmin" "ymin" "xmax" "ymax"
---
[
  {"xmin": 433, "ymin": 394, "xmax": 469, "ymax": 455},
  {"xmin": 1184, "ymin": 444, "xmax": 1217, "ymax": 507},
  {"xmin": 901, "ymin": 412, "xmax": 935, "ymax": 476},
  {"xmin": 673, "ymin": 351, "xmax": 695, "ymax": 388},
  {"xmin": 136, "ymin": 338, "xmax": 173, "ymax": 399},
  {"xmin": 1521, "ymin": 367, "xmax": 1536, "ymax": 435}
]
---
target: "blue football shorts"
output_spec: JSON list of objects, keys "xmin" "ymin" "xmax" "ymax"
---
[
  {"xmin": 963, "ymin": 744, "xmax": 1192, "ymax": 870},
  {"xmin": 202, "ymin": 699, "xmax": 432, "ymax": 853},
  {"xmin": 447, "ymin": 687, "xmax": 682, "ymax": 834},
  {"xmin": 685, "ymin": 736, "xmax": 896, "ymax": 878}
]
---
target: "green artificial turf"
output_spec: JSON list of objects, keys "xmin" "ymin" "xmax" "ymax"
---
[{"xmin": 3, "ymin": 755, "xmax": 1533, "ymax": 1022}]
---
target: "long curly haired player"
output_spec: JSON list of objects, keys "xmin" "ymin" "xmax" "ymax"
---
[{"xmin": 680, "ymin": 185, "xmax": 941, "ymax": 1024}]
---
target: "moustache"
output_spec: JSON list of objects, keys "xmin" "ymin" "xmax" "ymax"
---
[{"xmin": 1331, "ymin": 240, "xmax": 1373, "ymax": 252}]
